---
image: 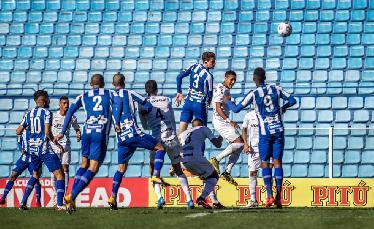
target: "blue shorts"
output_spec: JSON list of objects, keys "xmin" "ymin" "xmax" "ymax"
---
[
  {"xmin": 118, "ymin": 134, "xmax": 158, "ymax": 164},
  {"xmin": 258, "ymin": 131, "xmax": 285, "ymax": 162},
  {"xmin": 81, "ymin": 131, "xmax": 108, "ymax": 164},
  {"xmin": 180, "ymin": 99, "xmax": 208, "ymax": 126},
  {"xmin": 39, "ymin": 152, "xmax": 62, "ymax": 173},
  {"xmin": 12, "ymin": 154, "xmax": 41, "ymax": 175}
]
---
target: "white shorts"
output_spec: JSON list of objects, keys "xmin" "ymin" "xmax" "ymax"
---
[
  {"xmin": 248, "ymin": 151, "xmax": 261, "ymax": 172},
  {"xmin": 52, "ymin": 144, "xmax": 71, "ymax": 165},
  {"xmin": 213, "ymin": 118, "xmax": 241, "ymax": 143},
  {"xmin": 149, "ymin": 137, "xmax": 181, "ymax": 164},
  {"xmin": 182, "ymin": 158, "xmax": 214, "ymax": 179}
]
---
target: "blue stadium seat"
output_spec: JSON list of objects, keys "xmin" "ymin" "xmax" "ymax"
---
[
  {"xmin": 308, "ymin": 165, "xmax": 325, "ymax": 177},
  {"xmin": 294, "ymin": 150, "xmax": 310, "ymax": 163},
  {"xmin": 342, "ymin": 165, "xmax": 358, "ymax": 178},
  {"xmin": 296, "ymin": 137, "xmax": 313, "ymax": 150},
  {"xmin": 313, "ymin": 136, "xmax": 329, "ymax": 150},
  {"xmin": 347, "ymin": 137, "xmax": 364, "ymax": 150},
  {"xmin": 348, "ymin": 97, "xmax": 364, "ymax": 109},
  {"xmin": 353, "ymin": 110, "xmax": 369, "ymax": 122},
  {"xmin": 292, "ymin": 164, "xmax": 308, "ymax": 177},
  {"xmin": 316, "ymin": 97, "xmax": 331, "ymax": 109},
  {"xmin": 358, "ymin": 165, "xmax": 374, "ymax": 177}
]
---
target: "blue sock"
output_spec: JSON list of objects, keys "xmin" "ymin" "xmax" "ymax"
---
[
  {"xmin": 262, "ymin": 168, "xmax": 273, "ymax": 198},
  {"xmin": 153, "ymin": 150, "xmax": 166, "ymax": 177},
  {"xmin": 71, "ymin": 170, "xmax": 95, "ymax": 200},
  {"xmin": 112, "ymin": 171, "xmax": 124, "ymax": 198},
  {"xmin": 1, "ymin": 180, "xmax": 14, "ymax": 201},
  {"xmin": 274, "ymin": 168, "xmax": 283, "ymax": 200},
  {"xmin": 35, "ymin": 180, "xmax": 41, "ymax": 204},
  {"xmin": 56, "ymin": 180, "xmax": 65, "ymax": 207},
  {"xmin": 72, "ymin": 167, "xmax": 87, "ymax": 192},
  {"xmin": 21, "ymin": 177, "xmax": 37, "ymax": 206}
]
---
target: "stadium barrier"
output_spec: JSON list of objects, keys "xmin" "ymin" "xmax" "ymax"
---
[{"xmin": 1, "ymin": 177, "xmax": 373, "ymax": 208}]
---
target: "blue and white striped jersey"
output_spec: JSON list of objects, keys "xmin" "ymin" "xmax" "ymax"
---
[
  {"xmin": 61, "ymin": 88, "xmax": 117, "ymax": 135},
  {"xmin": 20, "ymin": 107, "xmax": 52, "ymax": 155},
  {"xmin": 114, "ymin": 89, "xmax": 152, "ymax": 141},
  {"xmin": 227, "ymin": 83, "xmax": 296, "ymax": 135},
  {"xmin": 176, "ymin": 63, "xmax": 214, "ymax": 102}
]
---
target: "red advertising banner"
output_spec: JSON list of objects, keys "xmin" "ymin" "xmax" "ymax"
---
[{"xmin": 0, "ymin": 178, "xmax": 149, "ymax": 208}]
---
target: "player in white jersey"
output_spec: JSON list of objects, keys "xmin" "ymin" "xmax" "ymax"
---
[
  {"xmin": 242, "ymin": 110, "xmax": 261, "ymax": 208},
  {"xmin": 50, "ymin": 96, "xmax": 81, "ymax": 206},
  {"xmin": 139, "ymin": 80, "xmax": 194, "ymax": 209},
  {"xmin": 209, "ymin": 71, "xmax": 244, "ymax": 186},
  {"xmin": 180, "ymin": 119, "xmax": 224, "ymax": 209}
]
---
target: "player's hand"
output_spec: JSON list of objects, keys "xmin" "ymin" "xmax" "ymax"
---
[
  {"xmin": 55, "ymin": 142, "xmax": 65, "ymax": 153},
  {"xmin": 223, "ymin": 95, "xmax": 231, "ymax": 103},
  {"xmin": 230, "ymin": 121, "xmax": 240, "ymax": 129},
  {"xmin": 243, "ymin": 143, "xmax": 250, "ymax": 154},
  {"xmin": 54, "ymin": 134, "xmax": 64, "ymax": 143},
  {"xmin": 115, "ymin": 125, "xmax": 121, "ymax": 133},
  {"xmin": 175, "ymin": 93, "xmax": 184, "ymax": 107},
  {"xmin": 22, "ymin": 150, "xmax": 27, "ymax": 155},
  {"xmin": 76, "ymin": 130, "xmax": 81, "ymax": 142}
]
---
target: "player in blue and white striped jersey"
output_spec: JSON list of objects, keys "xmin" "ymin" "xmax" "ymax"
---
[
  {"xmin": 175, "ymin": 51, "xmax": 216, "ymax": 135},
  {"xmin": 225, "ymin": 67, "xmax": 297, "ymax": 208},
  {"xmin": 16, "ymin": 90, "xmax": 66, "ymax": 210},
  {"xmin": 108, "ymin": 73, "xmax": 168, "ymax": 210},
  {"xmin": 55, "ymin": 74, "xmax": 117, "ymax": 213}
]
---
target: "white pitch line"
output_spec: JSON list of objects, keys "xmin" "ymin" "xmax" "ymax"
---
[{"xmin": 185, "ymin": 209, "xmax": 236, "ymax": 218}]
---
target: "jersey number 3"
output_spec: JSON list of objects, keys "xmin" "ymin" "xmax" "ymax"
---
[{"xmin": 93, "ymin": 96, "xmax": 103, "ymax": 111}]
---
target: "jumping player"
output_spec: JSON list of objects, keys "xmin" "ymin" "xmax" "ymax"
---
[
  {"xmin": 180, "ymin": 119, "xmax": 224, "ymax": 209},
  {"xmin": 50, "ymin": 96, "xmax": 81, "ymax": 206},
  {"xmin": 139, "ymin": 80, "xmax": 193, "ymax": 209},
  {"xmin": 209, "ymin": 71, "xmax": 244, "ymax": 186},
  {"xmin": 225, "ymin": 67, "xmax": 296, "ymax": 208},
  {"xmin": 55, "ymin": 74, "xmax": 116, "ymax": 213},
  {"xmin": 108, "ymin": 73, "xmax": 168, "ymax": 210},
  {"xmin": 175, "ymin": 51, "xmax": 216, "ymax": 135}
]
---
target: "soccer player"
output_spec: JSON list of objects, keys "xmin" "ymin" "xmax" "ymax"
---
[
  {"xmin": 0, "ymin": 133, "xmax": 42, "ymax": 207},
  {"xmin": 50, "ymin": 96, "xmax": 81, "ymax": 206},
  {"xmin": 139, "ymin": 80, "xmax": 193, "ymax": 209},
  {"xmin": 175, "ymin": 51, "xmax": 216, "ymax": 135},
  {"xmin": 16, "ymin": 90, "xmax": 66, "ymax": 210},
  {"xmin": 55, "ymin": 74, "xmax": 116, "ymax": 213},
  {"xmin": 225, "ymin": 67, "xmax": 296, "ymax": 208},
  {"xmin": 242, "ymin": 110, "xmax": 261, "ymax": 208},
  {"xmin": 209, "ymin": 71, "xmax": 244, "ymax": 186},
  {"xmin": 180, "ymin": 119, "xmax": 224, "ymax": 209},
  {"xmin": 108, "ymin": 73, "xmax": 168, "ymax": 210}
]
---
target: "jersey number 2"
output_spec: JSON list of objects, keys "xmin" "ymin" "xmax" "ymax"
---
[
  {"xmin": 93, "ymin": 96, "xmax": 103, "ymax": 111},
  {"xmin": 156, "ymin": 108, "xmax": 165, "ymax": 120}
]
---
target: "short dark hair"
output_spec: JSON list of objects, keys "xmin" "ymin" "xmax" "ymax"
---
[
  {"xmin": 91, "ymin": 74, "xmax": 105, "ymax": 87},
  {"xmin": 59, "ymin": 96, "xmax": 69, "ymax": 101},
  {"xmin": 225, "ymin": 70, "xmax": 236, "ymax": 78},
  {"xmin": 253, "ymin": 67, "xmax": 266, "ymax": 79},
  {"xmin": 33, "ymin": 90, "xmax": 48, "ymax": 102},
  {"xmin": 113, "ymin": 72, "xmax": 125, "ymax": 87},
  {"xmin": 145, "ymin": 80, "xmax": 158, "ymax": 95},
  {"xmin": 201, "ymin": 51, "xmax": 216, "ymax": 62}
]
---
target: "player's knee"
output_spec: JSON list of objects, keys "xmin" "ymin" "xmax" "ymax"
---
[
  {"xmin": 9, "ymin": 172, "xmax": 18, "ymax": 181},
  {"xmin": 250, "ymin": 171, "xmax": 258, "ymax": 177},
  {"xmin": 172, "ymin": 163, "xmax": 183, "ymax": 176},
  {"xmin": 154, "ymin": 143, "xmax": 164, "ymax": 151},
  {"xmin": 272, "ymin": 159, "xmax": 282, "ymax": 168},
  {"xmin": 206, "ymin": 170, "xmax": 219, "ymax": 180},
  {"xmin": 117, "ymin": 164, "xmax": 127, "ymax": 173}
]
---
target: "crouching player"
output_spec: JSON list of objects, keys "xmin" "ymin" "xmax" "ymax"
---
[
  {"xmin": 242, "ymin": 110, "xmax": 261, "ymax": 208},
  {"xmin": 0, "ymin": 134, "xmax": 42, "ymax": 207},
  {"xmin": 180, "ymin": 119, "xmax": 224, "ymax": 209},
  {"xmin": 139, "ymin": 80, "xmax": 193, "ymax": 209},
  {"xmin": 17, "ymin": 90, "xmax": 66, "ymax": 210},
  {"xmin": 225, "ymin": 68, "xmax": 296, "ymax": 208},
  {"xmin": 108, "ymin": 73, "xmax": 168, "ymax": 210}
]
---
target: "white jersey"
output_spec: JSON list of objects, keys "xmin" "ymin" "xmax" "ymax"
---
[
  {"xmin": 51, "ymin": 111, "xmax": 79, "ymax": 148},
  {"xmin": 140, "ymin": 95, "xmax": 177, "ymax": 141},
  {"xmin": 242, "ymin": 111, "xmax": 259, "ymax": 152},
  {"xmin": 212, "ymin": 83, "xmax": 231, "ymax": 121},
  {"xmin": 180, "ymin": 126, "xmax": 215, "ymax": 162}
]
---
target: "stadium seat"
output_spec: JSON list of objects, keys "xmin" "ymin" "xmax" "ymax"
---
[
  {"xmin": 308, "ymin": 165, "xmax": 325, "ymax": 177},
  {"xmin": 342, "ymin": 165, "xmax": 358, "ymax": 178},
  {"xmin": 358, "ymin": 165, "xmax": 374, "ymax": 177},
  {"xmin": 291, "ymin": 164, "xmax": 308, "ymax": 177}
]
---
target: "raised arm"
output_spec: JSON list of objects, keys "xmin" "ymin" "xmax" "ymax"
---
[
  {"xmin": 176, "ymin": 64, "xmax": 194, "ymax": 94},
  {"xmin": 277, "ymin": 86, "xmax": 297, "ymax": 112},
  {"xmin": 205, "ymin": 74, "xmax": 213, "ymax": 104},
  {"xmin": 60, "ymin": 95, "xmax": 82, "ymax": 135},
  {"xmin": 226, "ymin": 90, "xmax": 254, "ymax": 113},
  {"xmin": 16, "ymin": 113, "xmax": 28, "ymax": 136}
]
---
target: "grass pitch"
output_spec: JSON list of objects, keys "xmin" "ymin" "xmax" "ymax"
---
[{"xmin": 1, "ymin": 207, "xmax": 373, "ymax": 229}]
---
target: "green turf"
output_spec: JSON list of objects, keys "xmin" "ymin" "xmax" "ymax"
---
[{"xmin": 1, "ymin": 208, "xmax": 373, "ymax": 229}]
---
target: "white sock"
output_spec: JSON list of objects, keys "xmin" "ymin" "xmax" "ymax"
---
[
  {"xmin": 215, "ymin": 143, "xmax": 243, "ymax": 162},
  {"xmin": 209, "ymin": 191, "xmax": 219, "ymax": 204},
  {"xmin": 51, "ymin": 173, "xmax": 56, "ymax": 192},
  {"xmin": 225, "ymin": 150, "xmax": 241, "ymax": 173},
  {"xmin": 249, "ymin": 175, "xmax": 257, "ymax": 201},
  {"xmin": 153, "ymin": 183, "xmax": 162, "ymax": 199},
  {"xmin": 201, "ymin": 178, "xmax": 217, "ymax": 199},
  {"xmin": 64, "ymin": 171, "xmax": 69, "ymax": 193},
  {"xmin": 178, "ymin": 174, "xmax": 192, "ymax": 202}
]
